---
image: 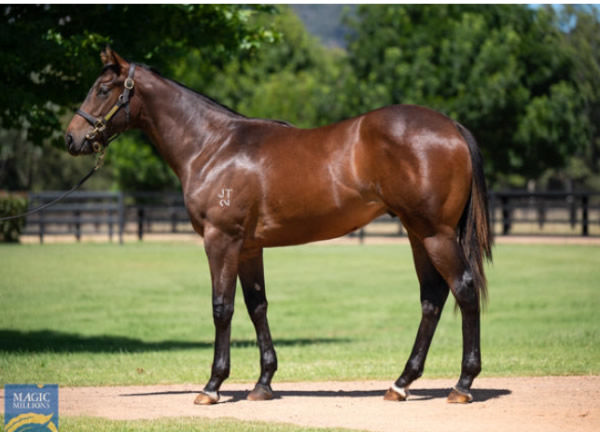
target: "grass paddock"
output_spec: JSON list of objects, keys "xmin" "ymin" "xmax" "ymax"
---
[
  {"xmin": 0, "ymin": 414, "xmax": 358, "ymax": 432},
  {"xmin": 1, "ymin": 242, "xmax": 597, "ymax": 387}
]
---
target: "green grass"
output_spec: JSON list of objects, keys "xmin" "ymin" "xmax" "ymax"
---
[
  {"xmin": 0, "ymin": 414, "xmax": 359, "ymax": 432},
  {"xmin": 0, "ymin": 242, "xmax": 598, "ymax": 388}
]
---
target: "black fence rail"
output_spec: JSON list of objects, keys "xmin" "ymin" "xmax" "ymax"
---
[
  {"xmin": 124, "ymin": 192, "xmax": 192, "ymax": 239},
  {"xmin": 490, "ymin": 191, "xmax": 600, "ymax": 237},
  {"xmin": 18, "ymin": 190, "xmax": 600, "ymax": 243},
  {"xmin": 23, "ymin": 191, "xmax": 124, "ymax": 243}
]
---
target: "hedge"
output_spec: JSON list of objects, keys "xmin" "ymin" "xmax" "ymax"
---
[{"xmin": 0, "ymin": 193, "xmax": 28, "ymax": 242}]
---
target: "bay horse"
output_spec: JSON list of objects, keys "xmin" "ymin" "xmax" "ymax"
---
[{"xmin": 65, "ymin": 48, "xmax": 492, "ymax": 404}]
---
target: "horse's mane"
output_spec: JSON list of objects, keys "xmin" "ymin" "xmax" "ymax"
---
[
  {"xmin": 137, "ymin": 64, "xmax": 293, "ymax": 127},
  {"xmin": 137, "ymin": 64, "xmax": 245, "ymax": 118}
]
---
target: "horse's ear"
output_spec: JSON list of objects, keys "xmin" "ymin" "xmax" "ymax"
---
[
  {"xmin": 100, "ymin": 46, "xmax": 114, "ymax": 66},
  {"xmin": 100, "ymin": 46, "xmax": 128, "ymax": 69}
]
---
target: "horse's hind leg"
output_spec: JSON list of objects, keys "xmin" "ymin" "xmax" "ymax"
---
[
  {"xmin": 238, "ymin": 249, "xmax": 278, "ymax": 401},
  {"xmin": 422, "ymin": 230, "xmax": 481, "ymax": 403},
  {"xmin": 385, "ymin": 233, "xmax": 449, "ymax": 401}
]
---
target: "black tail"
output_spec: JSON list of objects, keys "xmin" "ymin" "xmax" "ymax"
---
[{"xmin": 455, "ymin": 122, "xmax": 493, "ymax": 307}]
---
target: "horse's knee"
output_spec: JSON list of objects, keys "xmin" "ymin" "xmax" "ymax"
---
[
  {"xmin": 421, "ymin": 299, "xmax": 442, "ymax": 320},
  {"xmin": 213, "ymin": 302, "xmax": 234, "ymax": 327}
]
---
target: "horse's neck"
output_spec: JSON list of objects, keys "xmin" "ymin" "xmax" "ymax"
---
[{"xmin": 133, "ymin": 68, "xmax": 243, "ymax": 184}]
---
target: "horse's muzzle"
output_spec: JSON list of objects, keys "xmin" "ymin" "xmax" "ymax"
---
[
  {"xmin": 65, "ymin": 133, "xmax": 94, "ymax": 156},
  {"xmin": 65, "ymin": 133, "xmax": 77, "ymax": 155}
]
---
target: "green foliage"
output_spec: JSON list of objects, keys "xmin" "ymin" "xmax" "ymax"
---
[
  {"xmin": 105, "ymin": 6, "xmax": 352, "ymax": 190},
  {"xmin": 106, "ymin": 132, "xmax": 179, "ymax": 192},
  {"xmin": 0, "ymin": 129, "xmax": 38, "ymax": 190},
  {"xmin": 0, "ymin": 243, "xmax": 598, "ymax": 386},
  {"xmin": 0, "ymin": 4, "xmax": 277, "ymax": 148},
  {"xmin": 176, "ymin": 6, "xmax": 351, "ymax": 129},
  {"xmin": 0, "ymin": 193, "xmax": 27, "ymax": 242},
  {"xmin": 515, "ymin": 81, "xmax": 588, "ymax": 174},
  {"xmin": 344, "ymin": 5, "xmax": 587, "ymax": 184},
  {"xmin": 4, "ymin": 5, "xmax": 600, "ymax": 191},
  {"xmin": 1, "ymin": 4, "xmax": 278, "ymax": 191},
  {"xmin": 558, "ymin": 6, "xmax": 600, "ymax": 189},
  {"xmin": 0, "ymin": 126, "xmax": 114, "ymax": 191}
]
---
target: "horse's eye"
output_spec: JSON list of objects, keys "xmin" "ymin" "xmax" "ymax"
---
[{"xmin": 98, "ymin": 85, "xmax": 110, "ymax": 96}]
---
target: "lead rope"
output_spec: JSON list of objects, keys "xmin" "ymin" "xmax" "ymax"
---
[{"xmin": 0, "ymin": 150, "xmax": 105, "ymax": 222}]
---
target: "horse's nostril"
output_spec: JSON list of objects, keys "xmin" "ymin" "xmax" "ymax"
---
[{"xmin": 65, "ymin": 133, "xmax": 73, "ymax": 148}]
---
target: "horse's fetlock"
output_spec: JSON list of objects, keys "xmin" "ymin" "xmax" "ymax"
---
[
  {"xmin": 262, "ymin": 350, "xmax": 278, "ymax": 373},
  {"xmin": 404, "ymin": 358, "xmax": 424, "ymax": 380},
  {"xmin": 213, "ymin": 359, "xmax": 230, "ymax": 380},
  {"xmin": 463, "ymin": 354, "xmax": 481, "ymax": 377}
]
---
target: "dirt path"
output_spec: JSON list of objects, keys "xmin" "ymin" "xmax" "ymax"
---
[
  {"xmin": 20, "ymin": 233, "xmax": 600, "ymax": 245},
  {"xmin": 3, "ymin": 377, "xmax": 597, "ymax": 432}
]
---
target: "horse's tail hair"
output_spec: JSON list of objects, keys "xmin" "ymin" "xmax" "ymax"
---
[{"xmin": 455, "ymin": 122, "xmax": 493, "ymax": 307}]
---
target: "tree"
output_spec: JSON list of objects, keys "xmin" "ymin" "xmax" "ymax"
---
[
  {"xmin": 106, "ymin": 6, "xmax": 359, "ymax": 191},
  {"xmin": 0, "ymin": 4, "xmax": 275, "ymax": 146},
  {"xmin": 106, "ymin": 132, "xmax": 179, "ymax": 192},
  {"xmin": 177, "ymin": 6, "xmax": 351, "ymax": 128},
  {"xmin": 105, "ymin": 6, "xmax": 346, "ymax": 191},
  {"xmin": 344, "ymin": 5, "xmax": 587, "ymax": 186},
  {"xmin": 0, "ymin": 4, "xmax": 276, "ymax": 190},
  {"xmin": 558, "ymin": 6, "xmax": 600, "ymax": 190}
]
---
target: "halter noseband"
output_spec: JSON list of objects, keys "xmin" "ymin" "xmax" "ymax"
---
[{"xmin": 76, "ymin": 62, "xmax": 136, "ymax": 153}]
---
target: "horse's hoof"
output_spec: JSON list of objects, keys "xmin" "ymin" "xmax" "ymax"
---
[
  {"xmin": 194, "ymin": 391, "xmax": 219, "ymax": 405},
  {"xmin": 447, "ymin": 387, "xmax": 473, "ymax": 403},
  {"xmin": 247, "ymin": 383, "xmax": 273, "ymax": 401},
  {"xmin": 383, "ymin": 385, "xmax": 408, "ymax": 401}
]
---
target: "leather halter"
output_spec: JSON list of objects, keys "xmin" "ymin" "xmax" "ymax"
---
[{"xmin": 75, "ymin": 63, "xmax": 136, "ymax": 153}]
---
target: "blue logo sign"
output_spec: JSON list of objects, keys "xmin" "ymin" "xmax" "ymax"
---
[{"xmin": 4, "ymin": 384, "xmax": 59, "ymax": 432}]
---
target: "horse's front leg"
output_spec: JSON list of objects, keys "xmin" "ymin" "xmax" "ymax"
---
[
  {"xmin": 194, "ymin": 226, "xmax": 242, "ymax": 405},
  {"xmin": 238, "ymin": 249, "xmax": 278, "ymax": 401}
]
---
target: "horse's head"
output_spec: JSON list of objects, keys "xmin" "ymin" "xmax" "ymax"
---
[{"xmin": 65, "ymin": 47, "xmax": 136, "ymax": 156}]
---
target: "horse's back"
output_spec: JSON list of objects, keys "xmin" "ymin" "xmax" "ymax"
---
[{"xmin": 241, "ymin": 105, "xmax": 471, "ymax": 245}]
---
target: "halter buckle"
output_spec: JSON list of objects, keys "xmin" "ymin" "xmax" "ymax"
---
[
  {"xmin": 94, "ymin": 119, "xmax": 106, "ymax": 131},
  {"xmin": 124, "ymin": 78, "xmax": 135, "ymax": 90},
  {"xmin": 92, "ymin": 141, "xmax": 103, "ymax": 153}
]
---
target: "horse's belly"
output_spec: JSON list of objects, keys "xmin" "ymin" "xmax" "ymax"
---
[{"xmin": 254, "ymin": 199, "xmax": 386, "ymax": 247}]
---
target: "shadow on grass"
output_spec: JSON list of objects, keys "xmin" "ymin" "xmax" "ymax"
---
[
  {"xmin": 0, "ymin": 329, "xmax": 351, "ymax": 353},
  {"xmin": 122, "ymin": 387, "xmax": 511, "ymax": 403}
]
